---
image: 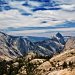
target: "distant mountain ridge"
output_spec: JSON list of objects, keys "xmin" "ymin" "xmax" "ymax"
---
[{"xmin": 0, "ymin": 32, "xmax": 65, "ymax": 59}]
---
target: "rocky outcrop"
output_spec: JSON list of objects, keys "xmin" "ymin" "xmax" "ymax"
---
[
  {"xmin": 48, "ymin": 69, "xmax": 75, "ymax": 75},
  {"xmin": 33, "ymin": 49, "xmax": 75, "ymax": 75},
  {"xmin": 64, "ymin": 37, "xmax": 75, "ymax": 50}
]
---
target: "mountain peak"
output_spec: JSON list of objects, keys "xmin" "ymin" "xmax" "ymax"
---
[
  {"xmin": 55, "ymin": 32, "xmax": 65, "ymax": 45},
  {"xmin": 56, "ymin": 32, "xmax": 63, "ymax": 38}
]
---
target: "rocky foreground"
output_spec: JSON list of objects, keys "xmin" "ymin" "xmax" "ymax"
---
[{"xmin": 0, "ymin": 32, "xmax": 75, "ymax": 75}]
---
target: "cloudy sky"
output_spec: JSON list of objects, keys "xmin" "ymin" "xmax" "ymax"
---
[{"xmin": 0, "ymin": 0, "xmax": 75, "ymax": 37}]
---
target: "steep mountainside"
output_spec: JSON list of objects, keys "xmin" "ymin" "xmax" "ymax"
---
[{"xmin": 0, "ymin": 32, "xmax": 35, "ymax": 58}]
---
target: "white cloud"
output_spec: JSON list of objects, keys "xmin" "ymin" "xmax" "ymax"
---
[
  {"xmin": 0, "ymin": 0, "xmax": 75, "ymax": 36},
  {"xmin": 60, "ymin": 4, "xmax": 75, "ymax": 11},
  {"xmin": 6, "ymin": 27, "xmax": 75, "ymax": 37},
  {"xmin": 54, "ymin": 0, "xmax": 75, "ymax": 4}
]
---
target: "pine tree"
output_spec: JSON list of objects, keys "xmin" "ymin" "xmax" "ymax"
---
[{"xmin": 63, "ymin": 62, "xmax": 67, "ymax": 69}]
